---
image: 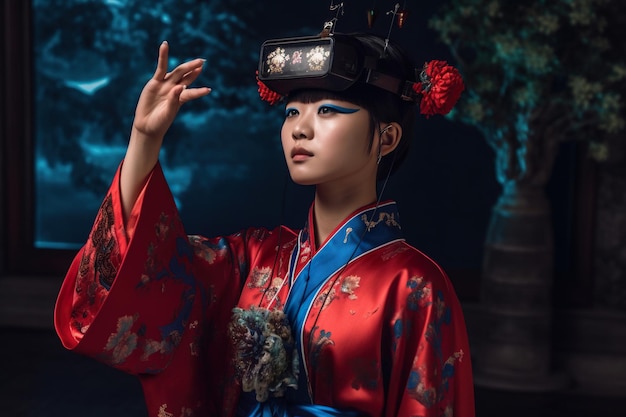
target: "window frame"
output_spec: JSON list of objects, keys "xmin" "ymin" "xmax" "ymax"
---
[{"xmin": 2, "ymin": 0, "xmax": 75, "ymax": 276}]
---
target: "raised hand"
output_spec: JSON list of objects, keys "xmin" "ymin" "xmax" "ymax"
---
[
  {"xmin": 121, "ymin": 41, "xmax": 211, "ymax": 222},
  {"xmin": 132, "ymin": 40, "xmax": 211, "ymax": 141}
]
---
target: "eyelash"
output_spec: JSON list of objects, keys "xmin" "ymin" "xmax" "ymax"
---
[
  {"xmin": 285, "ymin": 108, "xmax": 298, "ymax": 118},
  {"xmin": 284, "ymin": 105, "xmax": 342, "ymax": 118}
]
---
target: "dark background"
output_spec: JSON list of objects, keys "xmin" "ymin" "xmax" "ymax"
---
[
  {"xmin": 2, "ymin": 1, "xmax": 616, "ymax": 416},
  {"xmin": 32, "ymin": 0, "xmax": 503, "ymax": 273},
  {"xmin": 23, "ymin": 0, "xmax": 578, "ymax": 301}
]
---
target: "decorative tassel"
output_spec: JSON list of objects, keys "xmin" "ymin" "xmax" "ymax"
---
[
  {"xmin": 397, "ymin": 9, "xmax": 408, "ymax": 28},
  {"xmin": 367, "ymin": 8, "xmax": 378, "ymax": 28}
]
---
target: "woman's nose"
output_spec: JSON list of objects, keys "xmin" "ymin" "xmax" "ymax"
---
[{"xmin": 291, "ymin": 120, "xmax": 313, "ymax": 140}]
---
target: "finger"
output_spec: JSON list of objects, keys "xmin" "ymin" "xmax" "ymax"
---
[
  {"xmin": 169, "ymin": 58, "xmax": 206, "ymax": 84},
  {"xmin": 179, "ymin": 87, "xmax": 212, "ymax": 104},
  {"xmin": 179, "ymin": 66, "xmax": 204, "ymax": 87},
  {"xmin": 166, "ymin": 84, "xmax": 187, "ymax": 107},
  {"xmin": 153, "ymin": 41, "xmax": 169, "ymax": 81}
]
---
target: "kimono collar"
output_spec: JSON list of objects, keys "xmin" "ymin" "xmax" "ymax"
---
[
  {"xmin": 301, "ymin": 200, "xmax": 403, "ymax": 257},
  {"xmin": 281, "ymin": 200, "xmax": 405, "ymax": 405},
  {"xmin": 287, "ymin": 200, "xmax": 404, "ymax": 308}
]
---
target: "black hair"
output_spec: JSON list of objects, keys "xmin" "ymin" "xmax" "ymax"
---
[{"xmin": 287, "ymin": 33, "xmax": 417, "ymax": 181}]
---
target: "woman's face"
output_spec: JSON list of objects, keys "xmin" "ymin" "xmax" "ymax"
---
[{"xmin": 280, "ymin": 98, "xmax": 377, "ymax": 187}]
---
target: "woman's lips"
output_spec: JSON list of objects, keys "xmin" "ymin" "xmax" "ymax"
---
[{"xmin": 291, "ymin": 148, "xmax": 313, "ymax": 161}]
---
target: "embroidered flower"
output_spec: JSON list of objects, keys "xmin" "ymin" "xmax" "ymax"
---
[
  {"xmin": 299, "ymin": 241, "xmax": 311, "ymax": 264},
  {"xmin": 142, "ymin": 338, "xmax": 170, "ymax": 360},
  {"xmin": 262, "ymin": 277, "xmax": 286, "ymax": 308},
  {"xmin": 256, "ymin": 70, "xmax": 283, "ymax": 105},
  {"xmin": 315, "ymin": 287, "xmax": 337, "ymax": 310},
  {"xmin": 413, "ymin": 60, "xmax": 464, "ymax": 117},
  {"xmin": 158, "ymin": 404, "xmax": 174, "ymax": 417},
  {"xmin": 105, "ymin": 315, "xmax": 139, "ymax": 364},
  {"xmin": 248, "ymin": 266, "xmax": 272, "ymax": 289},
  {"xmin": 406, "ymin": 276, "xmax": 432, "ymax": 311},
  {"xmin": 341, "ymin": 275, "xmax": 361, "ymax": 300},
  {"xmin": 407, "ymin": 368, "xmax": 437, "ymax": 407},
  {"xmin": 309, "ymin": 327, "xmax": 335, "ymax": 368}
]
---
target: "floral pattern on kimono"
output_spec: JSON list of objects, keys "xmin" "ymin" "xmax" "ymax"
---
[
  {"xmin": 55, "ymin": 162, "xmax": 475, "ymax": 417},
  {"xmin": 55, "ymin": 162, "xmax": 297, "ymax": 417},
  {"xmin": 235, "ymin": 202, "xmax": 475, "ymax": 417}
]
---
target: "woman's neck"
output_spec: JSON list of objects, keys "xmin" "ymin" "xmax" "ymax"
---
[{"xmin": 312, "ymin": 182, "xmax": 377, "ymax": 247}]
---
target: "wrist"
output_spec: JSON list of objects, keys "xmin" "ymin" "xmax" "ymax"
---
[
  {"xmin": 126, "ymin": 127, "xmax": 162, "ymax": 170},
  {"xmin": 130, "ymin": 125, "xmax": 164, "ymax": 147}
]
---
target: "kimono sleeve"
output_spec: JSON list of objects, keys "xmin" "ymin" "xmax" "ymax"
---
[
  {"xmin": 54, "ymin": 162, "xmax": 244, "ymax": 377},
  {"xmin": 385, "ymin": 261, "xmax": 475, "ymax": 417}
]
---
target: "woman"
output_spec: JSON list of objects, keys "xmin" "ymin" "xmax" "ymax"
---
[{"xmin": 55, "ymin": 30, "xmax": 474, "ymax": 417}]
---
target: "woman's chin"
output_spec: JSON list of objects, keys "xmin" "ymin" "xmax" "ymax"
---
[{"xmin": 289, "ymin": 176, "xmax": 318, "ymax": 186}]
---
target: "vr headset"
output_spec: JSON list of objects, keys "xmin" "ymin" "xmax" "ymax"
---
[{"xmin": 257, "ymin": 33, "xmax": 418, "ymax": 102}]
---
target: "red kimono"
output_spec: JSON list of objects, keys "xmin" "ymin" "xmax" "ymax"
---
[{"xmin": 55, "ymin": 163, "xmax": 475, "ymax": 417}]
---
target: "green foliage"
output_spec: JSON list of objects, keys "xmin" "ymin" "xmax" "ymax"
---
[{"xmin": 430, "ymin": 0, "xmax": 625, "ymax": 166}]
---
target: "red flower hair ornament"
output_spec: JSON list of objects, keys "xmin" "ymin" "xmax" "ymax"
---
[
  {"xmin": 413, "ymin": 60, "xmax": 464, "ymax": 118},
  {"xmin": 256, "ymin": 60, "xmax": 464, "ymax": 118}
]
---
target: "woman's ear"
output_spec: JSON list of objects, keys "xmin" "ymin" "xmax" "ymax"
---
[{"xmin": 378, "ymin": 122, "xmax": 403, "ymax": 157}]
